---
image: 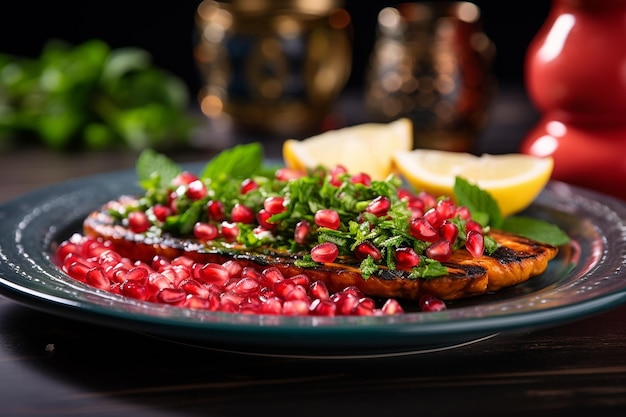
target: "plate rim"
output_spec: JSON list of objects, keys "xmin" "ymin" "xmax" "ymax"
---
[{"xmin": 2, "ymin": 165, "xmax": 626, "ymax": 355}]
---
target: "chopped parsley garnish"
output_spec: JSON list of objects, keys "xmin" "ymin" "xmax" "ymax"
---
[{"xmin": 124, "ymin": 144, "xmax": 568, "ymax": 281}]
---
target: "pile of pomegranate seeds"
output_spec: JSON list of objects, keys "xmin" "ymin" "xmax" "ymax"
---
[
  {"xmin": 143, "ymin": 167, "xmax": 486, "ymax": 274},
  {"xmin": 55, "ymin": 233, "xmax": 427, "ymax": 316}
]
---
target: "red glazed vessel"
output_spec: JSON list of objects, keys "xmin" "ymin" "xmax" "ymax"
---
[{"xmin": 520, "ymin": 0, "xmax": 626, "ymax": 200}]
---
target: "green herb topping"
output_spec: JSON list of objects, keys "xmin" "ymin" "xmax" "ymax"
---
[{"xmin": 113, "ymin": 143, "xmax": 568, "ymax": 281}]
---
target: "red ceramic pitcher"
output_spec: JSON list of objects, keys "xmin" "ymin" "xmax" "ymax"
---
[{"xmin": 520, "ymin": 0, "xmax": 626, "ymax": 200}]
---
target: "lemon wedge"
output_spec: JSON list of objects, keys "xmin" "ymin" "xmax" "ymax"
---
[
  {"xmin": 283, "ymin": 118, "xmax": 413, "ymax": 180},
  {"xmin": 392, "ymin": 150, "xmax": 554, "ymax": 217}
]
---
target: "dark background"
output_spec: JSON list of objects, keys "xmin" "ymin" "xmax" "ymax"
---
[{"xmin": 0, "ymin": 1, "xmax": 551, "ymax": 99}]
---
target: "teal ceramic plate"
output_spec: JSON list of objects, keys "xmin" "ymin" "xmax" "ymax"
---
[{"xmin": 1, "ymin": 166, "xmax": 626, "ymax": 358}]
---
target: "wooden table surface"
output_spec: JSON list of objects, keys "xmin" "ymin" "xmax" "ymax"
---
[{"xmin": 1, "ymin": 89, "xmax": 626, "ymax": 416}]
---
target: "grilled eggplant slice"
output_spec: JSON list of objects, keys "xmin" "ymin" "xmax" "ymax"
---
[{"xmin": 83, "ymin": 203, "xmax": 559, "ymax": 301}]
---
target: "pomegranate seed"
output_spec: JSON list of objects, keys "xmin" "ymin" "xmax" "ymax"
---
[
  {"xmin": 330, "ymin": 165, "xmax": 348, "ymax": 175},
  {"xmin": 354, "ymin": 301, "xmax": 375, "ymax": 316},
  {"xmin": 221, "ymin": 260, "xmax": 243, "ymax": 277},
  {"xmin": 263, "ymin": 196, "xmax": 287, "ymax": 214},
  {"xmin": 120, "ymin": 280, "xmax": 148, "ymax": 300},
  {"xmin": 173, "ymin": 171, "xmax": 198, "ymax": 186},
  {"xmin": 333, "ymin": 292, "xmax": 360, "ymax": 315},
  {"xmin": 84, "ymin": 240, "xmax": 109, "ymax": 258},
  {"xmin": 153, "ymin": 204, "xmax": 172, "ymax": 222},
  {"xmin": 439, "ymin": 220, "xmax": 459, "ymax": 243},
  {"xmin": 256, "ymin": 209, "xmax": 276, "ymax": 229},
  {"xmin": 420, "ymin": 294, "xmax": 447, "ymax": 312},
  {"xmin": 397, "ymin": 188, "xmax": 415, "ymax": 201},
  {"xmin": 466, "ymin": 220, "xmax": 484, "ymax": 234},
  {"xmin": 418, "ymin": 191, "xmax": 437, "ymax": 210},
  {"xmin": 183, "ymin": 295, "xmax": 212, "ymax": 309},
  {"xmin": 309, "ymin": 298, "xmax": 336, "ymax": 316},
  {"xmin": 176, "ymin": 257, "xmax": 196, "ymax": 269},
  {"xmin": 124, "ymin": 266, "xmax": 149, "ymax": 283},
  {"xmin": 426, "ymin": 239, "xmax": 452, "ymax": 262},
  {"xmin": 168, "ymin": 190, "xmax": 179, "ymax": 213},
  {"xmin": 286, "ymin": 274, "xmax": 310, "ymax": 287},
  {"xmin": 220, "ymin": 221, "xmax": 239, "ymax": 240},
  {"xmin": 240, "ymin": 178, "xmax": 258, "ymax": 194},
  {"xmin": 171, "ymin": 264, "xmax": 192, "ymax": 285},
  {"xmin": 409, "ymin": 206, "xmax": 424, "ymax": 219},
  {"xmin": 435, "ymin": 198, "xmax": 456, "ymax": 220},
  {"xmin": 159, "ymin": 268, "xmax": 178, "ymax": 285},
  {"xmin": 310, "ymin": 242, "xmax": 339, "ymax": 263},
  {"xmin": 56, "ymin": 240, "xmax": 80, "ymax": 264},
  {"xmin": 207, "ymin": 200, "xmax": 226, "ymax": 221},
  {"xmin": 409, "ymin": 218, "xmax": 439, "ymax": 242},
  {"xmin": 358, "ymin": 297, "xmax": 376, "ymax": 310},
  {"xmin": 274, "ymin": 280, "xmax": 296, "ymax": 299},
  {"xmin": 294, "ymin": 220, "xmax": 311, "ymax": 245},
  {"xmin": 220, "ymin": 291, "xmax": 244, "ymax": 310},
  {"xmin": 354, "ymin": 241, "xmax": 382, "ymax": 261},
  {"xmin": 241, "ymin": 267, "xmax": 262, "ymax": 281},
  {"xmin": 314, "ymin": 209, "xmax": 340, "ymax": 229},
  {"xmin": 178, "ymin": 278, "xmax": 210, "ymax": 298},
  {"xmin": 240, "ymin": 296, "xmax": 263, "ymax": 314},
  {"xmin": 423, "ymin": 208, "xmax": 443, "ymax": 228},
  {"xmin": 339, "ymin": 285, "xmax": 364, "ymax": 298},
  {"xmin": 202, "ymin": 292, "xmax": 219, "ymax": 311},
  {"xmin": 260, "ymin": 267, "xmax": 284, "ymax": 287},
  {"xmin": 365, "ymin": 196, "xmax": 391, "ymax": 217},
  {"xmin": 64, "ymin": 248, "xmax": 91, "ymax": 268},
  {"xmin": 466, "ymin": 230, "xmax": 485, "ymax": 258},
  {"xmin": 329, "ymin": 165, "xmax": 348, "ymax": 186},
  {"xmin": 309, "ymin": 280, "xmax": 330, "ymax": 300},
  {"xmin": 128, "ymin": 211, "xmax": 151, "ymax": 233},
  {"xmin": 106, "ymin": 263, "xmax": 130, "ymax": 283},
  {"xmin": 66, "ymin": 261, "xmax": 91, "ymax": 282},
  {"xmin": 157, "ymin": 288, "xmax": 187, "ymax": 304},
  {"xmin": 259, "ymin": 296, "xmax": 283, "ymax": 314},
  {"xmin": 282, "ymin": 299, "xmax": 310, "ymax": 315},
  {"xmin": 230, "ymin": 277, "xmax": 261, "ymax": 296},
  {"xmin": 350, "ymin": 172, "xmax": 372, "ymax": 186},
  {"xmin": 275, "ymin": 168, "xmax": 305, "ymax": 181},
  {"xmin": 394, "ymin": 247, "xmax": 420, "ymax": 269},
  {"xmin": 86, "ymin": 267, "xmax": 110, "ymax": 290},
  {"xmin": 231, "ymin": 203, "xmax": 255, "ymax": 224},
  {"xmin": 98, "ymin": 249, "xmax": 121, "ymax": 264},
  {"xmin": 193, "ymin": 222, "xmax": 219, "ymax": 240},
  {"xmin": 195, "ymin": 263, "xmax": 231, "ymax": 286},
  {"xmin": 407, "ymin": 195, "xmax": 425, "ymax": 211},
  {"xmin": 151, "ymin": 255, "xmax": 170, "ymax": 271},
  {"xmin": 284, "ymin": 284, "xmax": 308, "ymax": 301},
  {"xmin": 187, "ymin": 179, "xmax": 207, "ymax": 200},
  {"xmin": 148, "ymin": 272, "xmax": 171, "ymax": 290},
  {"xmin": 381, "ymin": 298, "xmax": 405, "ymax": 314},
  {"xmin": 455, "ymin": 206, "xmax": 471, "ymax": 220}
]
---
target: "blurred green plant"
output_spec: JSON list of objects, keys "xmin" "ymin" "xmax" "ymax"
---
[{"xmin": 0, "ymin": 39, "xmax": 200, "ymax": 151}]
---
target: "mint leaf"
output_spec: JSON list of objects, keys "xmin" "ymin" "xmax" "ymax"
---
[
  {"xmin": 200, "ymin": 142, "xmax": 263, "ymax": 181},
  {"xmin": 454, "ymin": 177, "xmax": 503, "ymax": 228},
  {"xmin": 136, "ymin": 148, "xmax": 181, "ymax": 190},
  {"xmin": 453, "ymin": 176, "xmax": 569, "ymax": 246},
  {"xmin": 501, "ymin": 216, "xmax": 570, "ymax": 246}
]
